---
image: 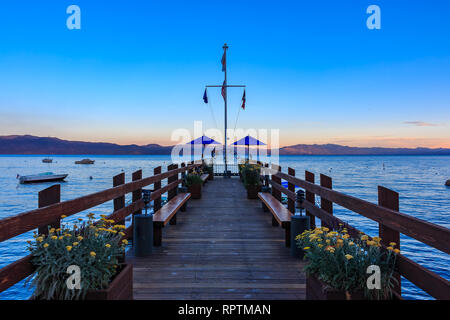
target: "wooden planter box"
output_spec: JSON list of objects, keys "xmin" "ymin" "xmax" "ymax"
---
[
  {"xmin": 188, "ymin": 183, "xmax": 202, "ymax": 199},
  {"xmin": 247, "ymin": 185, "xmax": 259, "ymax": 199},
  {"xmin": 306, "ymin": 274, "xmax": 365, "ymax": 300},
  {"xmin": 85, "ymin": 264, "xmax": 133, "ymax": 300}
]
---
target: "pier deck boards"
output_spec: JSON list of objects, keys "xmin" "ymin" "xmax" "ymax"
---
[{"xmin": 127, "ymin": 178, "xmax": 306, "ymax": 300}]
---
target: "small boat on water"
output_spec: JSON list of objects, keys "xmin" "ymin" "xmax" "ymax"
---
[
  {"xmin": 18, "ymin": 172, "xmax": 68, "ymax": 184},
  {"xmin": 75, "ymin": 159, "xmax": 95, "ymax": 164},
  {"xmin": 42, "ymin": 158, "xmax": 53, "ymax": 163}
]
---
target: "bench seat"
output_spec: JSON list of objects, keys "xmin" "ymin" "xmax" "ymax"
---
[
  {"xmin": 200, "ymin": 174, "xmax": 209, "ymax": 185},
  {"xmin": 258, "ymin": 192, "xmax": 292, "ymax": 247},
  {"xmin": 153, "ymin": 192, "xmax": 191, "ymax": 246}
]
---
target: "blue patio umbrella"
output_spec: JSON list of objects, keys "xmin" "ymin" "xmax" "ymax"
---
[
  {"xmin": 187, "ymin": 135, "xmax": 221, "ymax": 160},
  {"xmin": 231, "ymin": 135, "xmax": 266, "ymax": 160}
]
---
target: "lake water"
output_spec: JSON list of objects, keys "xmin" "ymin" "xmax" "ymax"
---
[{"xmin": 0, "ymin": 155, "xmax": 448, "ymax": 300}]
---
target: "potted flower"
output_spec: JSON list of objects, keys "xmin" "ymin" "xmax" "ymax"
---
[
  {"xmin": 26, "ymin": 213, "xmax": 132, "ymax": 300},
  {"xmin": 204, "ymin": 164, "xmax": 214, "ymax": 180},
  {"xmin": 242, "ymin": 164, "xmax": 261, "ymax": 199},
  {"xmin": 296, "ymin": 226, "xmax": 399, "ymax": 300},
  {"xmin": 185, "ymin": 173, "xmax": 203, "ymax": 199}
]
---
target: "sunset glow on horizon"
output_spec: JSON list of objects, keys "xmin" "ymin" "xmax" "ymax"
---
[{"xmin": 1, "ymin": 1, "xmax": 449, "ymax": 149}]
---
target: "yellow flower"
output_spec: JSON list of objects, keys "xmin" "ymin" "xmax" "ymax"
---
[
  {"xmin": 58, "ymin": 236, "xmax": 63, "ymax": 240},
  {"xmin": 36, "ymin": 237, "xmax": 44, "ymax": 242},
  {"xmin": 326, "ymin": 239, "xmax": 330, "ymax": 244},
  {"xmin": 87, "ymin": 213, "xmax": 95, "ymax": 218},
  {"xmin": 342, "ymin": 234, "xmax": 350, "ymax": 239},
  {"xmin": 95, "ymin": 233, "xmax": 99, "ymax": 237},
  {"xmin": 77, "ymin": 236, "xmax": 83, "ymax": 241},
  {"xmin": 303, "ymin": 247, "xmax": 310, "ymax": 250},
  {"xmin": 78, "ymin": 218, "xmax": 83, "ymax": 222},
  {"xmin": 318, "ymin": 244, "xmax": 323, "ymax": 248},
  {"xmin": 387, "ymin": 246, "xmax": 393, "ymax": 251},
  {"xmin": 61, "ymin": 215, "xmax": 67, "ymax": 218},
  {"xmin": 389, "ymin": 242, "xmax": 397, "ymax": 247},
  {"xmin": 361, "ymin": 235, "xmax": 369, "ymax": 241},
  {"xmin": 49, "ymin": 228, "xmax": 55, "ymax": 233},
  {"xmin": 119, "ymin": 232, "xmax": 125, "ymax": 236},
  {"xmin": 51, "ymin": 235, "xmax": 57, "ymax": 240},
  {"xmin": 337, "ymin": 239, "xmax": 343, "ymax": 244},
  {"xmin": 366, "ymin": 240, "xmax": 376, "ymax": 246},
  {"xmin": 56, "ymin": 228, "xmax": 61, "ymax": 232},
  {"xmin": 322, "ymin": 227, "xmax": 329, "ymax": 232},
  {"xmin": 348, "ymin": 241, "xmax": 355, "ymax": 246},
  {"xmin": 345, "ymin": 254, "xmax": 353, "ymax": 260},
  {"xmin": 100, "ymin": 214, "xmax": 107, "ymax": 218},
  {"xmin": 66, "ymin": 246, "xmax": 72, "ymax": 251},
  {"xmin": 73, "ymin": 242, "xmax": 79, "ymax": 246},
  {"xmin": 90, "ymin": 251, "xmax": 96, "ymax": 257},
  {"xmin": 43, "ymin": 243, "xmax": 49, "ymax": 248},
  {"xmin": 122, "ymin": 239, "xmax": 128, "ymax": 245},
  {"xmin": 105, "ymin": 244, "xmax": 111, "ymax": 248},
  {"xmin": 295, "ymin": 235, "xmax": 301, "ymax": 240},
  {"xmin": 394, "ymin": 249, "xmax": 400, "ymax": 254}
]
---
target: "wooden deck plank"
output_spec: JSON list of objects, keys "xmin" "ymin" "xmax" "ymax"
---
[{"xmin": 127, "ymin": 177, "xmax": 306, "ymax": 300}]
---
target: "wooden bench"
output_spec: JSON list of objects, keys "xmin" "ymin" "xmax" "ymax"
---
[
  {"xmin": 258, "ymin": 192, "xmax": 292, "ymax": 247},
  {"xmin": 153, "ymin": 192, "xmax": 191, "ymax": 246},
  {"xmin": 200, "ymin": 174, "xmax": 209, "ymax": 185}
]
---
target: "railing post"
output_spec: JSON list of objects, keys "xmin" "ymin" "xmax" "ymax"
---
[
  {"xmin": 181, "ymin": 163, "xmax": 186, "ymax": 186},
  {"xmin": 153, "ymin": 166, "xmax": 162, "ymax": 212},
  {"xmin": 378, "ymin": 186, "xmax": 401, "ymax": 296},
  {"xmin": 271, "ymin": 164, "xmax": 282, "ymax": 202},
  {"xmin": 113, "ymin": 173, "xmax": 125, "ymax": 225},
  {"xmin": 38, "ymin": 185, "xmax": 61, "ymax": 235},
  {"xmin": 168, "ymin": 164, "xmax": 178, "ymax": 225},
  {"xmin": 132, "ymin": 169, "xmax": 142, "ymax": 218},
  {"xmin": 271, "ymin": 164, "xmax": 282, "ymax": 226},
  {"xmin": 287, "ymin": 167, "xmax": 295, "ymax": 214},
  {"xmin": 305, "ymin": 171, "xmax": 316, "ymax": 228},
  {"xmin": 320, "ymin": 174, "xmax": 333, "ymax": 230}
]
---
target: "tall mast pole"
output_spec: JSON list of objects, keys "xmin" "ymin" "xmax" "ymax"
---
[{"xmin": 223, "ymin": 43, "xmax": 228, "ymax": 177}]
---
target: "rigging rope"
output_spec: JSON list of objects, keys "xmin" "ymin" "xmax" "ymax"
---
[{"xmin": 206, "ymin": 93, "xmax": 218, "ymax": 129}]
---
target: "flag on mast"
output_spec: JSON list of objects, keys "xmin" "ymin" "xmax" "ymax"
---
[
  {"xmin": 241, "ymin": 90, "xmax": 246, "ymax": 110},
  {"xmin": 203, "ymin": 88, "xmax": 208, "ymax": 103},
  {"xmin": 221, "ymin": 80, "xmax": 226, "ymax": 101},
  {"xmin": 221, "ymin": 50, "xmax": 226, "ymax": 72}
]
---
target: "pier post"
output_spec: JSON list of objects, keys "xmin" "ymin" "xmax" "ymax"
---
[
  {"xmin": 378, "ymin": 186, "xmax": 401, "ymax": 296},
  {"xmin": 38, "ymin": 185, "xmax": 61, "ymax": 235},
  {"xmin": 320, "ymin": 174, "xmax": 333, "ymax": 230},
  {"xmin": 132, "ymin": 169, "xmax": 143, "ymax": 217},
  {"xmin": 153, "ymin": 166, "xmax": 162, "ymax": 212},
  {"xmin": 287, "ymin": 168, "xmax": 295, "ymax": 214},
  {"xmin": 168, "ymin": 164, "xmax": 178, "ymax": 225},
  {"xmin": 113, "ymin": 173, "xmax": 125, "ymax": 225},
  {"xmin": 271, "ymin": 164, "xmax": 282, "ymax": 226},
  {"xmin": 305, "ymin": 171, "xmax": 316, "ymax": 228}
]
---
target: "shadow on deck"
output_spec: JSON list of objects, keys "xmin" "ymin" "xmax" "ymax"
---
[{"xmin": 126, "ymin": 178, "xmax": 306, "ymax": 300}]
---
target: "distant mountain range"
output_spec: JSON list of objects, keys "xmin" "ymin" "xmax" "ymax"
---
[{"xmin": 1, "ymin": 135, "xmax": 449, "ymax": 156}]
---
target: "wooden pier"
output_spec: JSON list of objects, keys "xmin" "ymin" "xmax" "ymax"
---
[
  {"xmin": 128, "ymin": 178, "xmax": 305, "ymax": 300},
  {"xmin": 0, "ymin": 161, "xmax": 449, "ymax": 300}
]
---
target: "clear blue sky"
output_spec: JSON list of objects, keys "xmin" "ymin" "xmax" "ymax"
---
[{"xmin": 0, "ymin": 0, "xmax": 449, "ymax": 147}]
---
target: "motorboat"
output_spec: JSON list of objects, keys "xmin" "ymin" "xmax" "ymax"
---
[
  {"xmin": 18, "ymin": 172, "xmax": 68, "ymax": 184},
  {"xmin": 75, "ymin": 159, "xmax": 95, "ymax": 164}
]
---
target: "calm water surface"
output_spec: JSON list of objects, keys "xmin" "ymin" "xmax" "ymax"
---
[{"xmin": 0, "ymin": 155, "xmax": 448, "ymax": 300}]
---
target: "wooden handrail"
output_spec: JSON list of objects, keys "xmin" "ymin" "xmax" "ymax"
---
[
  {"xmin": 0, "ymin": 164, "xmax": 200, "ymax": 243},
  {"xmin": 275, "ymin": 171, "xmax": 450, "ymax": 255},
  {"xmin": 262, "ymin": 164, "xmax": 450, "ymax": 299},
  {"xmin": 0, "ymin": 162, "xmax": 200, "ymax": 293}
]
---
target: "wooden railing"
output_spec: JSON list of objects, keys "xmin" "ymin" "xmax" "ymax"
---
[
  {"xmin": 0, "ymin": 162, "xmax": 201, "ymax": 294},
  {"xmin": 260, "ymin": 163, "xmax": 450, "ymax": 300}
]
